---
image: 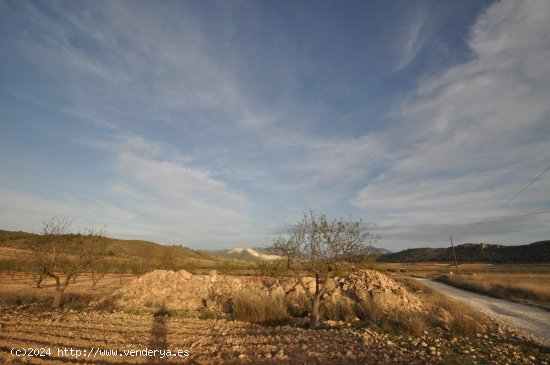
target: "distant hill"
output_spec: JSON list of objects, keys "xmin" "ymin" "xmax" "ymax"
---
[
  {"xmin": 203, "ymin": 245, "xmax": 391, "ymax": 262},
  {"xmin": 0, "ymin": 229, "xmax": 215, "ymax": 263},
  {"xmin": 202, "ymin": 247, "xmax": 282, "ymax": 262},
  {"xmin": 377, "ymin": 241, "xmax": 550, "ymax": 263},
  {"xmin": 363, "ymin": 246, "xmax": 393, "ymax": 255}
]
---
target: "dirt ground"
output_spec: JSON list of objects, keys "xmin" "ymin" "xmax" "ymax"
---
[
  {"xmin": 0, "ymin": 272, "xmax": 136, "ymax": 301},
  {"xmin": 1, "ymin": 272, "xmax": 549, "ymax": 364}
]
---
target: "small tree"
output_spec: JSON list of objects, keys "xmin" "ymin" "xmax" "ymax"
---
[
  {"xmin": 115, "ymin": 261, "xmax": 131, "ymax": 284},
  {"xmin": 129, "ymin": 259, "xmax": 148, "ymax": 278},
  {"xmin": 158, "ymin": 246, "xmax": 179, "ymax": 271},
  {"xmin": 32, "ymin": 217, "xmax": 105, "ymax": 308},
  {"xmin": 0, "ymin": 260, "xmax": 20, "ymax": 281},
  {"xmin": 90, "ymin": 259, "xmax": 110, "ymax": 290},
  {"xmin": 268, "ymin": 211, "xmax": 380, "ymax": 329}
]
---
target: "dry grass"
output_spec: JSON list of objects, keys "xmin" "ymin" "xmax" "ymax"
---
[
  {"xmin": 320, "ymin": 298, "xmax": 356, "ymax": 322},
  {"xmin": 232, "ymin": 289, "xmax": 289, "ymax": 325},
  {"xmin": 312, "ymin": 277, "xmax": 486, "ymax": 337},
  {"xmin": 424, "ymin": 290, "xmax": 487, "ymax": 336},
  {"xmin": 287, "ymin": 292, "xmax": 311, "ymax": 317},
  {"xmin": 355, "ymin": 296, "xmax": 384, "ymax": 322},
  {"xmin": 436, "ymin": 274, "xmax": 550, "ymax": 309},
  {"xmin": 395, "ymin": 277, "xmax": 489, "ymax": 337}
]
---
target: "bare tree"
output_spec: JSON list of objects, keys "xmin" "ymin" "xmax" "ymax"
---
[
  {"xmin": 90, "ymin": 259, "xmax": 110, "ymax": 290},
  {"xmin": 32, "ymin": 217, "xmax": 105, "ymax": 308},
  {"xmin": 159, "ymin": 246, "xmax": 179, "ymax": 271},
  {"xmin": 268, "ymin": 211, "xmax": 380, "ymax": 329},
  {"xmin": 0, "ymin": 260, "xmax": 19, "ymax": 281}
]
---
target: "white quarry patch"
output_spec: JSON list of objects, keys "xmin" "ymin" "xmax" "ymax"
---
[{"xmin": 227, "ymin": 247, "xmax": 282, "ymax": 261}]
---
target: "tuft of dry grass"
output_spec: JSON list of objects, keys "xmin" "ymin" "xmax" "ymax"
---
[
  {"xmin": 232, "ymin": 289, "xmax": 288, "ymax": 325},
  {"xmin": 320, "ymin": 298, "xmax": 356, "ymax": 322},
  {"xmin": 424, "ymin": 290, "xmax": 487, "ymax": 336},
  {"xmin": 355, "ymin": 296, "xmax": 384, "ymax": 323},
  {"xmin": 395, "ymin": 277, "xmax": 489, "ymax": 337},
  {"xmin": 286, "ymin": 292, "xmax": 311, "ymax": 317},
  {"xmin": 436, "ymin": 274, "xmax": 550, "ymax": 309}
]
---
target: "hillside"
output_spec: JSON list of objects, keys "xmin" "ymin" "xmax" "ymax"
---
[
  {"xmin": 363, "ymin": 245, "xmax": 393, "ymax": 255},
  {"xmin": 377, "ymin": 241, "xmax": 550, "ymax": 263},
  {"xmin": 0, "ymin": 229, "xmax": 215, "ymax": 263}
]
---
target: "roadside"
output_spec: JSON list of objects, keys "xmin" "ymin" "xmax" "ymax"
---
[
  {"xmin": 415, "ymin": 278, "xmax": 550, "ymax": 347},
  {"xmin": 435, "ymin": 274, "xmax": 550, "ymax": 311}
]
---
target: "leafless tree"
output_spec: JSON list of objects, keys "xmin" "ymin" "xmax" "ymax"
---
[
  {"xmin": 268, "ymin": 211, "xmax": 380, "ymax": 329},
  {"xmin": 159, "ymin": 246, "xmax": 179, "ymax": 271},
  {"xmin": 31, "ymin": 217, "xmax": 105, "ymax": 308},
  {"xmin": 0, "ymin": 260, "xmax": 19, "ymax": 281},
  {"xmin": 34, "ymin": 273, "xmax": 43, "ymax": 288},
  {"xmin": 90, "ymin": 260, "xmax": 110, "ymax": 290}
]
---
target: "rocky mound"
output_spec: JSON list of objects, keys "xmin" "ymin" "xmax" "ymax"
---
[
  {"xmin": 106, "ymin": 269, "xmax": 266, "ymax": 312},
  {"xmin": 342, "ymin": 270, "xmax": 423, "ymax": 312},
  {"xmin": 103, "ymin": 269, "xmax": 422, "ymax": 315}
]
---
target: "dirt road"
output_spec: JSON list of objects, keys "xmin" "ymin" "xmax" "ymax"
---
[{"xmin": 416, "ymin": 278, "xmax": 550, "ymax": 347}]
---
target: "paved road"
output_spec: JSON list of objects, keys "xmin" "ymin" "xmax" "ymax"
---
[{"xmin": 415, "ymin": 278, "xmax": 550, "ymax": 346}]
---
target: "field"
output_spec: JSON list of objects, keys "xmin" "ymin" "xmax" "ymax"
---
[
  {"xmin": 359, "ymin": 262, "xmax": 550, "ymax": 309},
  {"xmin": 366, "ymin": 261, "xmax": 550, "ymax": 276},
  {"xmin": 434, "ymin": 273, "xmax": 550, "ymax": 310},
  {"xmin": 1, "ymin": 267, "xmax": 550, "ymax": 364},
  {"xmin": 1, "ymin": 231, "xmax": 549, "ymax": 365}
]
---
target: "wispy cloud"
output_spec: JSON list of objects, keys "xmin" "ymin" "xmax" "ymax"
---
[
  {"xmin": 393, "ymin": 8, "xmax": 432, "ymax": 71},
  {"xmin": 378, "ymin": 212, "xmax": 550, "ymax": 246},
  {"xmin": 1, "ymin": 0, "xmax": 548, "ymax": 249},
  {"xmin": 2, "ymin": 1, "xmax": 260, "ymax": 133},
  {"xmin": 353, "ymin": 0, "xmax": 550, "ymax": 246}
]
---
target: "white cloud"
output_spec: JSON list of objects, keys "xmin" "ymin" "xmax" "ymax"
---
[
  {"xmin": 353, "ymin": 0, "xmax": 550, "ymax": 244},
  {"xmin": 378, "ymin": 212, "xmax": 550, "ymax": 247},
  {"xmin": 95, "ymin": 133, "xmax": 249, "ymax": 244},
  {"xmin": 3, "ymin": 0, "xmax": 549, "ymax": 249},
  {"xmin": 0, "ymin": 188, "xmax": 137, "ymax": 235},
  {"xmin": 116, "ymin": 152, "xmax": 246, "ymax": 206}
]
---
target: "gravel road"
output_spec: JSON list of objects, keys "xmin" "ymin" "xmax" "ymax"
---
[{"xmin": 415, "ymin": 278, "xmax": 550, "ymax": 347}]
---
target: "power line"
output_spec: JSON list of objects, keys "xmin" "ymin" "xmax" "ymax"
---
[{"xmin": 456, "ymin": 164, "xmax": 550, "ymax": 240}]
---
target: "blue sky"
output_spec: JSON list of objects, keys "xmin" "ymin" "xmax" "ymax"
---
[{"xmin": 1, "ymin": 0, "xmax": 549, "ymax": 251}]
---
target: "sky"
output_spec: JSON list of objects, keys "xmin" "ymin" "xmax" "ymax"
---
[{"xmin": 1, "ymin": 0, "xmax": 549, "ymax": 251}]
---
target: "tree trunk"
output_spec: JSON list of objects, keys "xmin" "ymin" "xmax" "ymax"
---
[
  {"xmin": 35, "ymin": 275, "xmax": 43, "ymax": 288},
  {"xmin": 309, "ymin": 292, "xmax": 322, "ymax": 329},
  {"xmin": 52, "ymin": 287, "xmax": 65, "ymax": 309}
]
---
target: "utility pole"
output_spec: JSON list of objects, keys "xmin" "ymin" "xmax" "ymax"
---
[{"xmin": 450, "ymin": 235, "xmax": 460, "ymax": 278}]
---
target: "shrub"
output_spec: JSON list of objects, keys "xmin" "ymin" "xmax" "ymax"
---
[
  {"xmin": 425, "ymin": 292, "xmax": 486, "ymax": 336},
  {"xmin": 286, "ymin": 292, "xmax": 311, "ymax": 317},
  {"xmin": 320, "ymin": 298, "xmax": 356, "ymax": 321},
  {"xmin": 232, "ymin": 289, "xmax": 288, "ymax": 325},
  {"xmin": 355, "ymin": 296, "xmax": 384, "ymax": 322},
  {"xmin": 94, "ymin": 293, "xmax": 122, "ymax": 312},
  {"xmin": 0, "ymin": 293, "xmax": 51, "ymax": 307},
  {"xmin": 257, "ymin": 261, "xmax": 289, "ymax": 277},
  {"xmin": 62, "ymin": 293, "xmax": 95, "ymax": 311}
]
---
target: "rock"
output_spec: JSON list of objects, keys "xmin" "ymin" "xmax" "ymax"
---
[
  {"xmin": 341, "ymin": 270, "xmax": 423, "ymax": 313},
  {"xmin": 100, "ymin": 269, "xmax": 424, "ymax": 319},
  {"xmin": 103, "ymin": 270, "xmax": 265, "ymax": 311},
  {"xmin": 177, "ymin": 270, "xmax": 192, "ymax": 280},
  {"xmin": 433, "ymin": 306, "xmax": 453, "ymax": 331}
]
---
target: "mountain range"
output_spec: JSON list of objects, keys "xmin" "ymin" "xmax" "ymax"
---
[{"xmin": 377, "ymin": 241, "xmax": 550, "ymax": 263}]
